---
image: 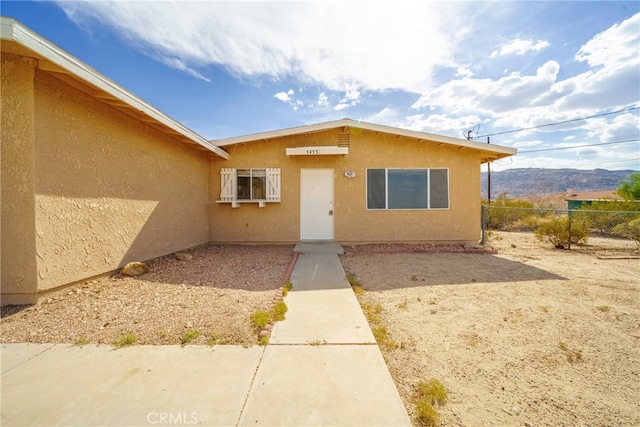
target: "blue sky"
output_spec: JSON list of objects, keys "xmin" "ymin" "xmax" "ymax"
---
[{"xmin": 2, "ymin": 1, "xmax": 639, "ymax": 171}]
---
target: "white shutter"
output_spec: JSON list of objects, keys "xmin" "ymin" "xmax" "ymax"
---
[
  {"xmin": 220, "ymin": 168, "xmax": 237, "ymax": 201},
  {"xmin": 265, "ymin": 168, "xmax": 281, "ymax": 202}
]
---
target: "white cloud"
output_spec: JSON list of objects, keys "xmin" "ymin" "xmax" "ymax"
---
[
  {"xmin": 456, "ymin": 67, "xmax": 474, "ymax": 78},
  {"xmin": 402, "ymin": 113, "xmax": 486, "ymax": 137},
  {"xmin": 411, "ymin": 13, "xmax": 640, "ymax": 135},
  {"xmin": 57, "ymin": 1, "xmax": 469, "ymax": 93},
  {"xmin": 412, "ymin": 61, "xmax": 562, "ymax": 116},
  {"xmin": 334, "ymin": 86, "xmax": 362, "ymax": 111},
  {"xmin": 583, "ymin": 113, "xmax": 640, "ymax": 142},
  {"xmin": 317, "ymin": 92, "xmax": 329, "ymax": 107},
  {"xmin": 576, "ymin": 13, "xmax": 640, "ymax": 68},
  {"xmin": 490, "ymin": 38, "xmax": 550, "ymax": 58},
  {"xmin": 274, "ymin": 89, "xmax": 294, "ymax": 102}
]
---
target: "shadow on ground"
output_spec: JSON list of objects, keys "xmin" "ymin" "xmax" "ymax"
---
[{"xmin": 340, "ymin": 252, "xmax": 565, "ymax": 290}]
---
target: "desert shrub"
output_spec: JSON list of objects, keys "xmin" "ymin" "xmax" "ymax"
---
[
  {"xmin": 251, "ymin": 311, "xmax": 270, "ymax": 329},
  {"xmin": 484, "ymin": 193, "xmax": 535, "ymax": 230},
  {"xmin": 613, "ymin": 218, "xmax": 640, "ymax": 249},
  {"xmin": 511, "ymin": 214, "xmax": 549, "ymax": 231},
  {"xmin": 414, "ymin": 379, "xmax": 448, "ymax": 427},
  {"xmin": 271, "ymin": 300, "xmax": 288, "ymax": 321},
  {"xmin": 535, "ymin": 216, "xmax": 588, "ymax": 248},
  {"xmin": 575, "ymin": 200, "xmax": 640, "ymax": 233}
]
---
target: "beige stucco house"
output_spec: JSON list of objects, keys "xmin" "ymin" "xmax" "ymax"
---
[
  {"xmin": 209, "ymin": 121, "xmax": 516, "ymax": 244},
  {"xmin": 1, "ymin": 17, "xmax": 516, "ymax": 304}
]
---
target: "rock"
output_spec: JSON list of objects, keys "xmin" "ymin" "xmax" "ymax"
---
[
  {"xmin": 175, "ymin": 252, "xmax": 193, "ymax": 261},
  {"xmin": 512, "ymin": 406, "xmax": 521, "ymax": 416},
  {"xmin": 259, "ymin": 330, "xmax": 270, "ymax": 337},
  {"xmin": 122, "ymin": 262, "xmax": 149, "ymax": 276}
]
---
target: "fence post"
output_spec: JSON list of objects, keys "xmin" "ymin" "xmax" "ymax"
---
[
  {"xmin": 567, "ymin": 209, "xmax": 572, "ymax": 250},
  {"xmin": 481, "ymin": 205, "xmax": 487, "ymax": 246}
]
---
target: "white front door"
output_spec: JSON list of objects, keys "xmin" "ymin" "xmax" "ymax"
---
[{"xmin": 300, "ymin": 169, "xmax": 334, "ymax": 241}]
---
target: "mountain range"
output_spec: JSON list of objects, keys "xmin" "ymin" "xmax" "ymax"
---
[{"xmin": 480, "ymin": 168, "xmax": 638, "ymax": 198}]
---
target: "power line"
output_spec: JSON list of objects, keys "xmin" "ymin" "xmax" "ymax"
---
[
  {"xmin": 476, "ymin": 106, "xmax": 640, "ymax": 139},
  {"xmin": 595, "ymin": 158, "xmax": 640, "ymax": 167},
  {"xmin": 518, "ymin": 138, "xmax": 639, "ymax": 153}
]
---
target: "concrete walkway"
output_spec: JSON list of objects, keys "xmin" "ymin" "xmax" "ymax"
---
[{"xmin": 1, "ymin": 243, "xmax": 410, "ymax": 426}]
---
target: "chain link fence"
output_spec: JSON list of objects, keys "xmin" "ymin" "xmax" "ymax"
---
[{"xmin": 481, "ymin": 205, "xmax": 640, "ymax": 255}]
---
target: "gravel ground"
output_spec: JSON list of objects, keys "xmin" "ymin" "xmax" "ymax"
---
[{"xmin": 1, "ymin": 244, "xmax": 295, "ymax": 347}]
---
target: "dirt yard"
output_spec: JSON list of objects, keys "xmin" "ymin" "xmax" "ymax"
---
[
  {"xmin": 1, "ymin": 244, "xmax": 295, "ymax": 347},
  {"xmin": 2, "ymin": 242, "xmax": 639, "ymax": 426},
  {"xmin": 341, "ymin": 244, "xmax": 640, "ymax": 426}
]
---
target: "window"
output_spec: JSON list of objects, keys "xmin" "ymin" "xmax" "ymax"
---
[
  {"xmin": 367, "ymin": 168, "xmax": 449, "ymax": 210},
  {"xmin": 237, "ymin": 169, "xmax": 265, "ymax": 200},
  {"xmin": 220, "ymin": 168, "xmax": 281, "ymax": 206}
]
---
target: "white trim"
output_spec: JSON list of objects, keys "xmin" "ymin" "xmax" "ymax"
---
[
  {"xmin": 212, "ymin": 118, "xmax": 516, "ymax": 162},
  {"xmin": 1, "ymin": 17, "xmax": 228, "ymax": 159}
]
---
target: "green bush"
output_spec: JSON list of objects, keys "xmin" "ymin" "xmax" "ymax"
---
[
  {"xmin": 414, "ymin": 379, "xmax": 448, "ymax": 427},
  {"xmin": 612, "ymin": 218, "xmax": 640, "ymax": 249},
  {"xmin": 484, "ymin": 194, "xmax": 535, "ymax": 230},
  {"xmin": 575, "ymin": 200, "xmax": 640, "ymax": 233},
  {"xmin": 251, "ymin": 311, "xmax": 270, "ymax": 329},
  {"xmin": 271, "ymin": 300, "xmax": 288, "ymax": 321},
  {"xmin": 535, "ymin": 216, "xmax": 588, "ymax": 248}
]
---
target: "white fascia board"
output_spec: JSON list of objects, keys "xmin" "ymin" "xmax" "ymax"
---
[
  {"xmin": 212, "ymin": 118, "xmax": 516, "ymax": 158},
  {"xmin": 1, "ymin": 17, "xmax": 228, "ymax": 159}
]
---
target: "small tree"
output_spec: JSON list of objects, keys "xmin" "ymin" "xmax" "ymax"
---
[{"xmin": 618, "ymin": 173, "xmax": 640, "ymax": 200}]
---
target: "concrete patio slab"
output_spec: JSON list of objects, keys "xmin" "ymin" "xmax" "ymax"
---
[
  {"xmin": 238, "ymin": 345, "xmax": 411, "ymax": 426},
  {"xmin": 1, "ymin": 343, "xmax": 54, "ymax": 374},
  {"xmin": 1, "ymin": 344, "xmax": 263, "ymax": 427}
]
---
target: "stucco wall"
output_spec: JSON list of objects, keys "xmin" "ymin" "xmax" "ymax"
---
[
  {"xmin": 1, "ymin": 53, "xmax": 39, "ymax": 303},
  {"xmin": 31, "ymin": 70, "xmax": 211, "ymax": 291},
  {"xmin": 210, "ymin": 128, "xmax": 482, "ymax": 244}
]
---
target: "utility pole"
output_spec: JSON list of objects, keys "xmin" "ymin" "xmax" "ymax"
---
[{"xmin": 487, "ymin": 136, "xmax": 491, "ymax": 203}]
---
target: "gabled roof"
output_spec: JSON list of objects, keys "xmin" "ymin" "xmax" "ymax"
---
[
  {"xmin": 0, "ymin": 17, "xmax": 228, "ymax": 159},
  {"xmin": 211, "ymin": 118, "xmax": 517, "ymax": 163}
]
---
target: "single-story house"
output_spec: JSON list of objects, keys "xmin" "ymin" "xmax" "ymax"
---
[
  {"xmin": 209, "ymin": 121, "xmax": 516, "ymax": 243},
  {"xmin": 1, "ymin": 17, "xmax": 516, "ymax": 304},
  {"xmin": 565, "ymin": 189, "xmax": 621, "ymax": 210}
]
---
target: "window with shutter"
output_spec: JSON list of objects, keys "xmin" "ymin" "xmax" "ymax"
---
[
  {"xmin": 218, "ymin": 168, "xmax": 281, "ymax": 207},
  {"xmin": 266, "ymin": 168, "xmax": 281, "ymax": 201},
  {"xmin": 220, "ymin": 168, "xmax": 237, "ymax": 201}
]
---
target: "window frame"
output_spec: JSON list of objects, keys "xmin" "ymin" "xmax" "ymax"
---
[
  {"xmin": 365, "ymin": 168, "xmax": 450, "ymax": 211},
  {"xmin": 218, "ymin": 168, "xmax": 281, "ymax": 207}
]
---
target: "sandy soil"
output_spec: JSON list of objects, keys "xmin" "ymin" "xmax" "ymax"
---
[
  {"xmin": 340, "ymin": 244, "xmax": 640, "ymax": 426},
  {"xmin": 3, "ymin": 242, "xmax": 639, "ymax": 426},
  {"xmin": 1, "ymin": 244, "xmax": 295, "ymax": 347}
]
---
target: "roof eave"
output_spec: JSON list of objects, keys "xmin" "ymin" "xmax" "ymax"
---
[
  {"xmin": 1, "ymin": 17, "xmax": 229, "ymax": 160},
  {"xmin": 211, "ymin": 118, "xmax": 517, "ymax": 160}
]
